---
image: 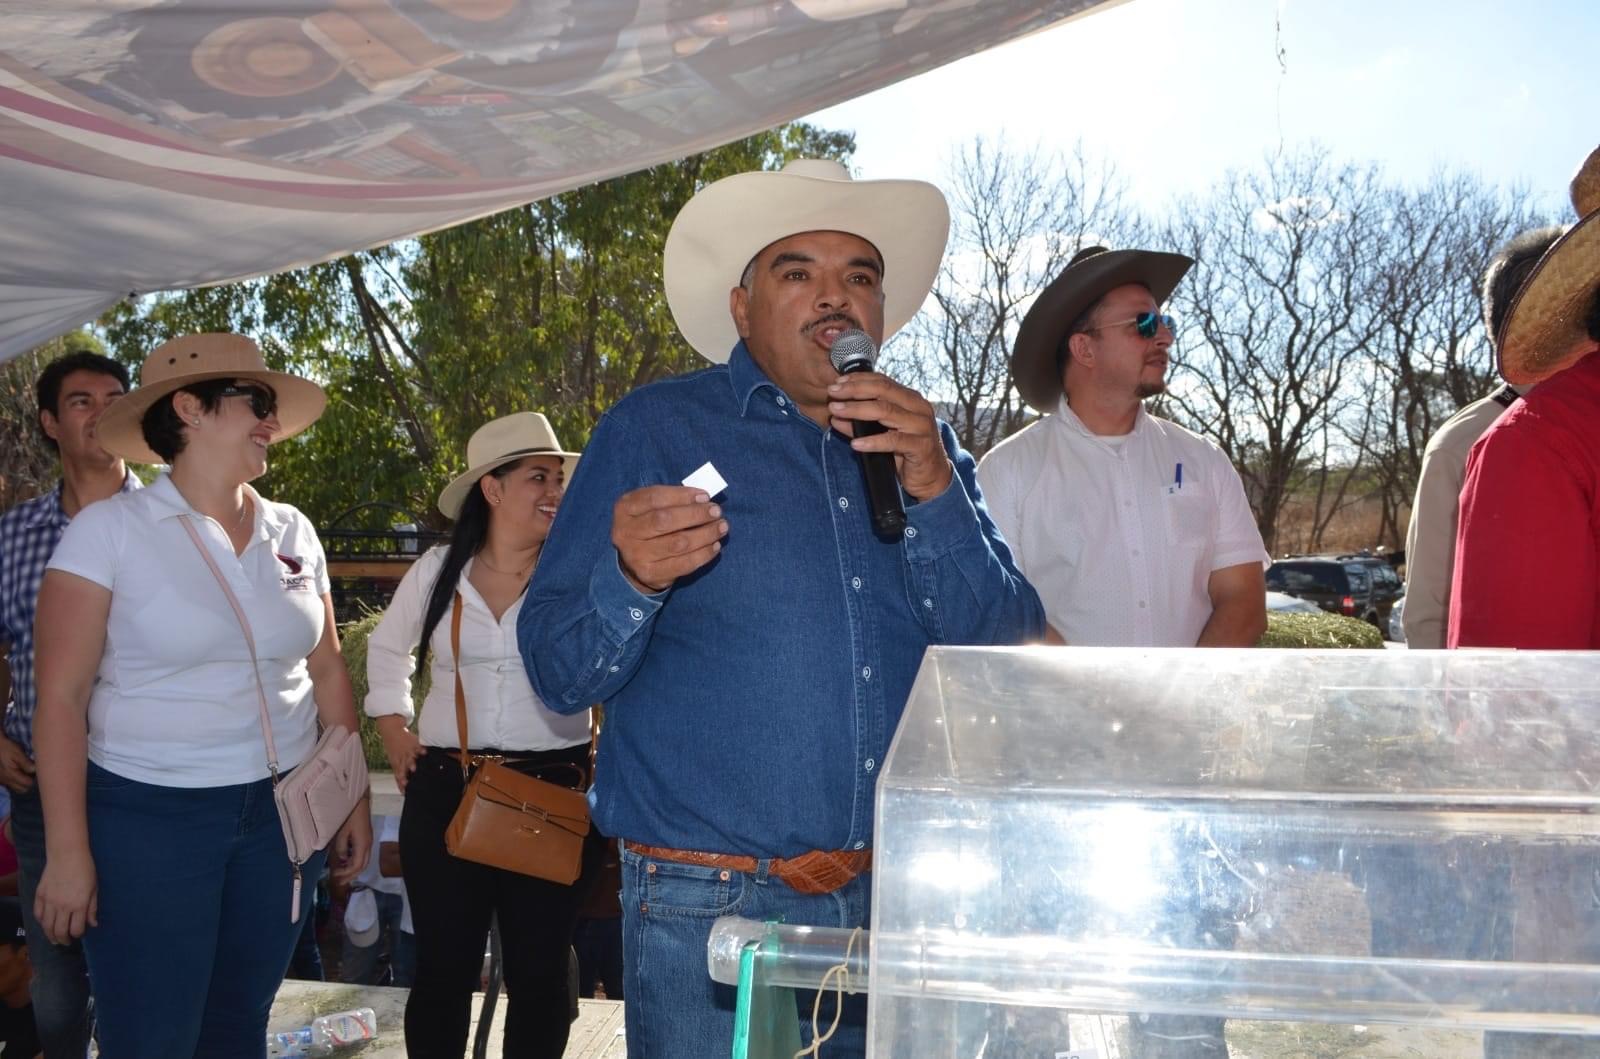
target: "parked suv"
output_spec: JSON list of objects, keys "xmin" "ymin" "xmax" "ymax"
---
[{"xmin": 1265, "ymin": 554, "xmax": 1402, "ymax": 637}]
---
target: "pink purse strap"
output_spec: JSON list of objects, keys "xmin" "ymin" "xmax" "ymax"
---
[{"xmin": 178, "ymin": 513, "xmax": 281, "ymax": 782}]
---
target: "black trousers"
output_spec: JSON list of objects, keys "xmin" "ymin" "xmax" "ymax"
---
[{"xmin": 400, "ymin": 745, "xmax": 604, "ymax": 1059}]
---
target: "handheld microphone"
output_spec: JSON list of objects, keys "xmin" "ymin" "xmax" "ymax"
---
[{"xmin": 828, "ymin": 329, "xmax": 907, "ymax": 541}]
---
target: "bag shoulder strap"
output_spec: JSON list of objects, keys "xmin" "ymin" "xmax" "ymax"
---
[
  {"xmin": 178, "ymin": 513, "xmax": 281, "ymax": 781},
  {"xmin": 451, "ymin": 591, "xmax": 470, "ymax": 775},
  {"xmin": 451, "ymin": 584, "xmax": 598, "ymax": 786}
]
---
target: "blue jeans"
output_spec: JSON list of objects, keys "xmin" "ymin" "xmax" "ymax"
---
[
  {"xmin": 620, "ymin": 847, "xmax": 870, "ymax": 1059},
  {"xmin": 82, "ymin": 761, "xmax": 324, "ymax": 1059},
  {"xmin": 12, "ymin": 785, "xmax": 94, "ymax": 1059}
]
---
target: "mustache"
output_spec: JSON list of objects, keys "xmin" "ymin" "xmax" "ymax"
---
[{"xmin": 802, "ymin": 312, "xmax": 861, "ymax": 336}]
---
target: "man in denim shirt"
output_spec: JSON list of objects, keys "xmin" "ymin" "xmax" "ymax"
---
[{"xmin": 520, "ymin": 159, "xmax": 1044, "ymax": 1056}]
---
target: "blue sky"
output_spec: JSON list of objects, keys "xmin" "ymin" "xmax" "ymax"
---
[{"xmin": 806, "ymin": 0, "xmax": 1596, "ymax": 216}]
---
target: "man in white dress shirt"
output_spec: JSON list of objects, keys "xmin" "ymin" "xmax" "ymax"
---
[
  {"xmin": 981, "ymin": 246, "xmax": 1269, "ymax": 1057},
  {"xmin": 979, "ymin": 245, "xmax": 1268, "ymax": 650}
]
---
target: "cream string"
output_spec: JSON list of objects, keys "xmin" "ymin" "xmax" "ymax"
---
[{"xmin": 794, "ymin": 926, "xmax": 865, "ymax": 1059}]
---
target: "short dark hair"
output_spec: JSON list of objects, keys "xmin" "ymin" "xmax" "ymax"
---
[
  {"xmin": 34, "ymin": 352, "xmax": 131, "ymax": 453},
  {"xmin": 1054, "ymin": 293, "xmax": 1109, "ymax": 377},
  {"xmin": 140, "ymin": 378, "xmax": 237, "ymax": 463},
  {"xmin": 1055, "ymin": 283, "xmax": 1159, "ymax": 377},
  {"xmin": 1482, "ymin": 226, "xmax": 1566, "ymax": 347}
]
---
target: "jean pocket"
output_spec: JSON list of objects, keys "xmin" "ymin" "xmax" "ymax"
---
[{"xmin": 641, "ymin": 857, "xmax": 746, "ymax": 919}]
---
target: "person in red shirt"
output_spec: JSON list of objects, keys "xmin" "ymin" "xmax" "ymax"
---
[{"xmin": 1450, "ymin": 145, "xmax": 1600, "ymax": 649}]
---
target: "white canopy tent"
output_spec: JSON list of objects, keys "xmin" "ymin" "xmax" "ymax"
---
[{"xmin": 0, "ymin": 0, "xmax": 1114, "ymax": 362}]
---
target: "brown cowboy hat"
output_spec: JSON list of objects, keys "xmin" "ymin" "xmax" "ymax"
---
[
  {"xmin": 1010, "ymin": 246, "xmax": 1193, "ymax": 411},
  {"xmin": 1497, "ymin": 145, "xmax": 1600, "ymax": 385},
  {"xmin": 95, "ymin": 333, "xmax": 326, "ymax": 464}
]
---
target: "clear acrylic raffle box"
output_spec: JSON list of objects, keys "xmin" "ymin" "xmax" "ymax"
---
[{"xmin": 858, "ymin": 646, "xmax": 1600, "ymax": 1057}]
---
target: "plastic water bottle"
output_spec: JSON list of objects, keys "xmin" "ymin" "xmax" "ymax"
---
[
  {"xmin": 267, "ymin": 1025, "xmax": 315, "ymax": 1057},
  {"xmin": 266, "ymin": 1008, "xmax": 378, "ymax": 1056},
  {"xmin": 310, "ymin": 1008, "xmax": 379, "ymax": 1053}
]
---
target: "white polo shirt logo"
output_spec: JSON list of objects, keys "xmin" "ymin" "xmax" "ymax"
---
[{"xmin": 277, "ymin": 552, "xmax": 311, "ymax": 590}]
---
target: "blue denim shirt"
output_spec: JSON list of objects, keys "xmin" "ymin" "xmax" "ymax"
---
[{"xmin": 519, "ymin": 342, "xmax": 1043, "ymax": 858}]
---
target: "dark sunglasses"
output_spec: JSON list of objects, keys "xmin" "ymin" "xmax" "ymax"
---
[
  {"xmin": 217, "ymin": 382, "xmax": 278, "ymax": 420},
  {"xmin": 1087, "ymin": 311, "xmax": 1177, "ymax": 339}
]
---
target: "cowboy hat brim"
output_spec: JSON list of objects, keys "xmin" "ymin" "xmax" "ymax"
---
[
  {"xmin": 1497, "ymin": 213, "xmax": 1600, "ymax": 386},
  {"xmin": 1010, "ymin": 249, "xmax": 1194, "ymax": 412},
  {"xmin": 437, "ymin": 449, "xmax": 579, "ymax": 520},
  {"xmin": 94, "ymin": 369, "xmax": 327, "ymax": 465},
  {"xmin": 663, "ymin": 165, "xmax": 949, "ymax": 362}
]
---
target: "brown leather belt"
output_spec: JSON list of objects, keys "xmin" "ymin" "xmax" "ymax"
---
[{"xmin": 624, "ymin": 842, "xmax": 872, "ymax": 895}]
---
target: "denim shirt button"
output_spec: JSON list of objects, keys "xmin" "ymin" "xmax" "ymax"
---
[
  {"xmin": 904, "ymin": 526, "xmax": 918, "ymax": 539},
  {"xmin": 837, "ymin": 497, "xmax": 849, "ymax": 510},
  {"xmin": 776, "ymin": 394, "xmax": 787, "ymax": 407},
  {"xmin": 864, "ymin": 758, "xmax": 875, "ymax": 772},
  {"xmin": 853, "ymin": 841, "xmax": 865, "ymax": 851},
  {"xmin": 851, "ymin": 577, "xmax": 861, "ymax": 591},
  {"xmin": 923, "ymin": 598, "xmax": 933, "ymax": 609},
  {"xmin": 861, "ymin": 666, "xmax": 872, "ymax": 681},
  {"xmin": 629, "ymin": 607, "xmax": 644, "ymax": 621}
]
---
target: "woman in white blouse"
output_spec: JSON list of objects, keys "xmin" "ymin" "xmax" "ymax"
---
[
  {"xmin": 31, "ymin": 334, "xmax": 372, "ymax": 1058},
  {"xmin": 366, "ymin": 412, "xmax": 597, "ymax": 1059}
]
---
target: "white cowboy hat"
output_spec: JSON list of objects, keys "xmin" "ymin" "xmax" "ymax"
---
[
  {"xmin": 437, "ymin": 412, "xmax": 579, "ymax": 519},
  {"xmin": 1498, "ymin": 144, "xmax": 1600, "ymax": 385},
  {"xmin": 95, "ymin": 333, "xmax": 327, "ymax": 465},
  {"xmin": 663, "ymin": 158, "xmax": 949, "ymax": 362}
]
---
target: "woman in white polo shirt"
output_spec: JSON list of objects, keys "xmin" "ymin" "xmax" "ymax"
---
[
  {"xmin": 365, "ymin": 412, "xmax": 599, "ymax": 1059},
  {"xmin": 30, "ymin": 334, "xmax": 372, "ymax": 1058}
]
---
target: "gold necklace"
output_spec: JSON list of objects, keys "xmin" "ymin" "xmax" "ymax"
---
[{"xmin": 475, "ymin": 552, "xmax": 536, "ymax": 578}]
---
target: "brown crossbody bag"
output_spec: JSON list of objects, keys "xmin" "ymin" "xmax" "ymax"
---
[{"xmin": 441, "ymin": 591, "xmax": 592, "ymax": 884}]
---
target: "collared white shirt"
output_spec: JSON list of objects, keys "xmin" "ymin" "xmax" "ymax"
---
[
  {"xmin": 978, "ymin": 398, "xmax": 1268, "ymax": 646},
  {"xmin": 364, "ymin": 545, "xmax": 589, "ymax": 753},
  {"xmin": 46, "ymin": 474, "xmax": 326, "ymax": 787}
]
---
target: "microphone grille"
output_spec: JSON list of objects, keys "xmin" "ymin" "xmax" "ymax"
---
[{"xmin": 828, "ymin": 329, "xmax": 877, "ymax": 373}]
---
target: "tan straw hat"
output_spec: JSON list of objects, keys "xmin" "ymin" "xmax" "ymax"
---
[
  {"xmin": 95, "ymin": 333, "xmax": 326, "ymax": 465},
  {"xmin": 1009, "ymin": 246, "xmax": 1193, "ymax": 411},
  {"xmin": 1497, "ymin": 145, "xmax": 1600, "ymax": 385},
  {"xmin": 663, "ymin": 158, "xmax": 949, "ymax": 362},
  {"xmin": 437, "ymin": 412, "xmax": 579, "ymax": 519}
]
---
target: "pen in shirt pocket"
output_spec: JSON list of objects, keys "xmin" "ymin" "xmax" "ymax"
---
[{"xmin": 1174, "ymin": 462, "xmax": 1183, "ymax": 491}]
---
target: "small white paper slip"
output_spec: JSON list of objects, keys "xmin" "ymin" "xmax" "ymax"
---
[{"xmin": 682, "ymin": 461, "xmax": 728, "ymax": 498}]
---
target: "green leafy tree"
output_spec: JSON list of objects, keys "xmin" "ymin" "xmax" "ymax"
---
[
  {"xmin": 97, "ymin": 123, "xmax": 853, "ymax": 532},
  {"xmin": 0, "ymin": 329, "xmax": 112, "ymax": 510}
]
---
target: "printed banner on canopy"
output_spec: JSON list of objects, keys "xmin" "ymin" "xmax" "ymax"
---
[{"xmin": 0, "ymin": 0, "xmax": 1112, "ymax": 361}]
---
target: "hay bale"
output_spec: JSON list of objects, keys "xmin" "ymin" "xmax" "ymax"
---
[
  {"xmin": 1258, "ymin": 612, "xmax": 1384, "ymax": 649},
  {"xmin": 340, "ymin": 607, "xmax": 431, "ymax": 773}
]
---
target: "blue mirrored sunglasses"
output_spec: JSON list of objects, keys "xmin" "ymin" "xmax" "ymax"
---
[{"xmin": 1088, "ymin": 311, "xmax": 1177, "ymax": 339}]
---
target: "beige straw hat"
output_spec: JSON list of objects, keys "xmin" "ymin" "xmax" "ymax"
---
[
  {"xmin": 95, "ymin": 333, "xmax": 326, "ymax": 464},
  {"xmin": 1497, "ymin": 145, "xmax": 1600, "ymax": 385},
  {"xmin": 437, "ymin": 412, "xmax": 578, "ymax": 519},
  {"xmin": 663, "ymin": 158, "xmax": 948, "ymax": 362}
]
